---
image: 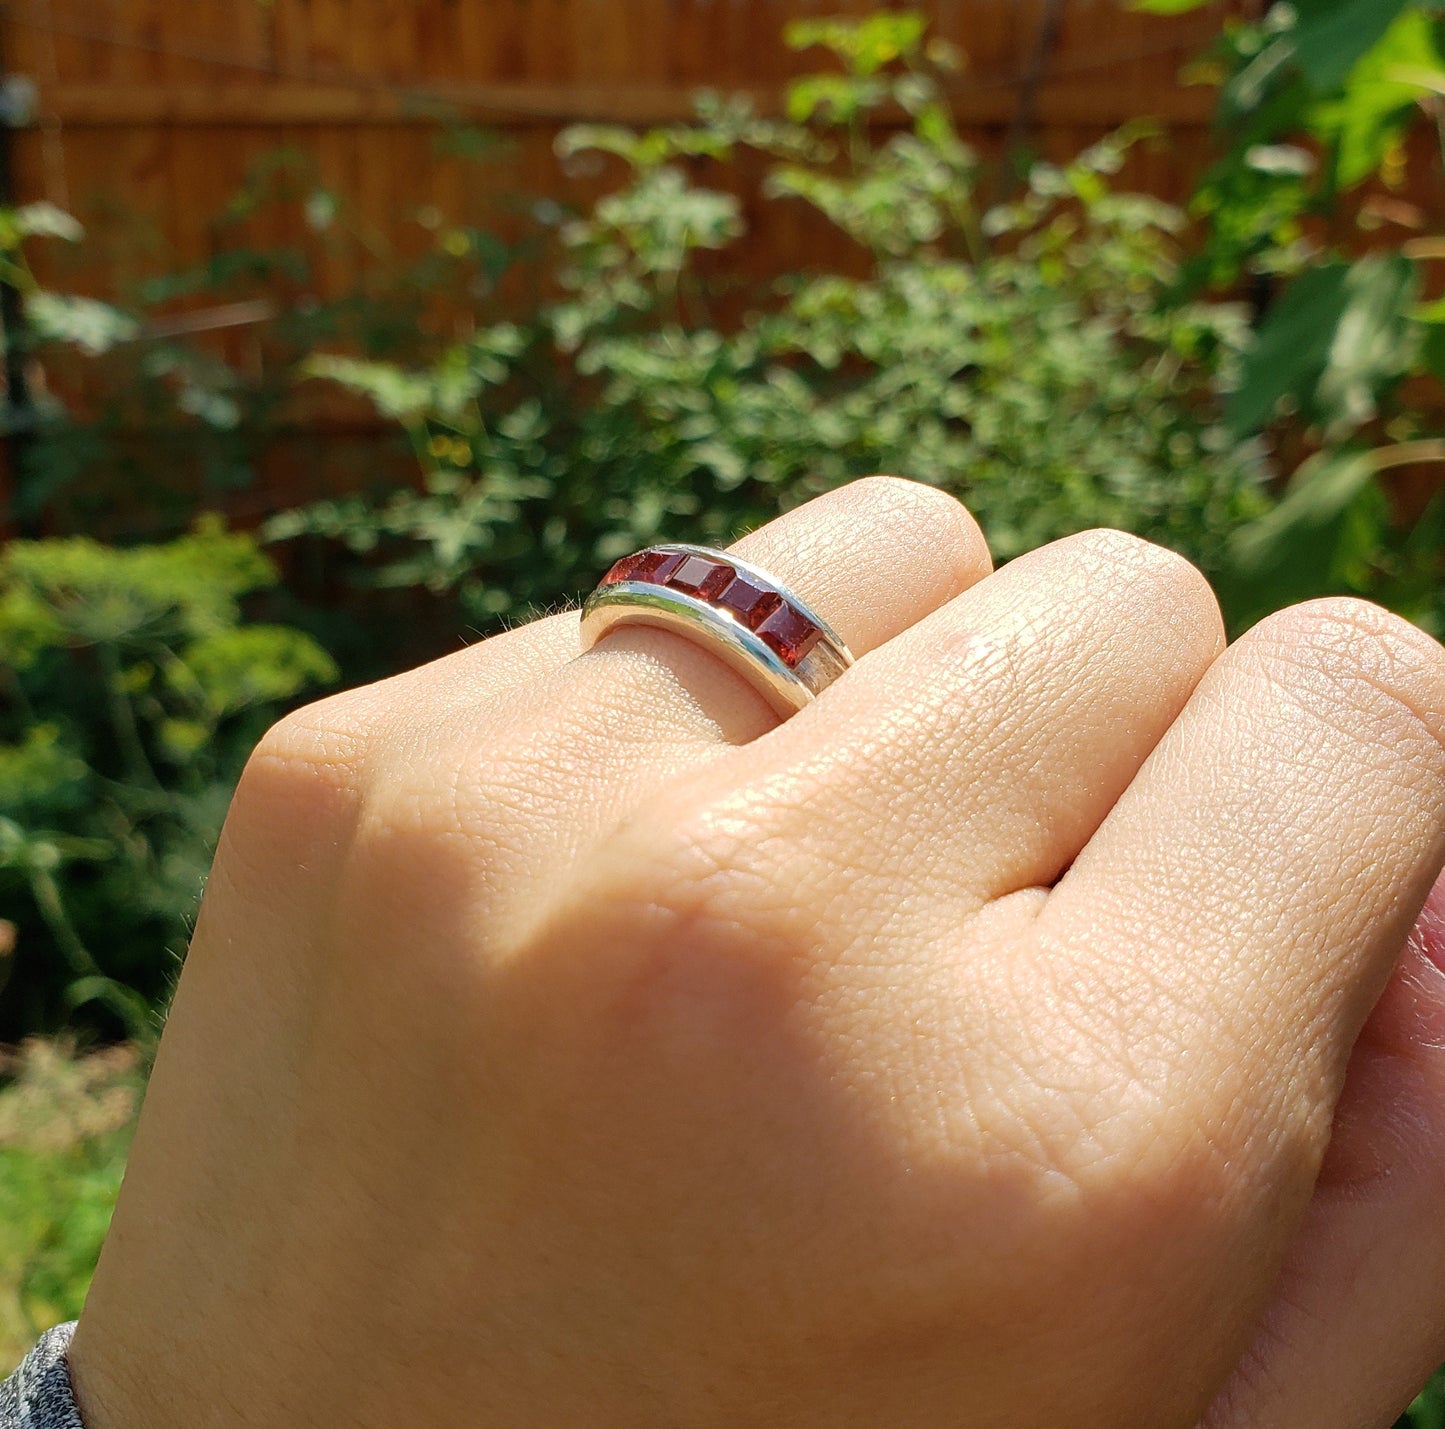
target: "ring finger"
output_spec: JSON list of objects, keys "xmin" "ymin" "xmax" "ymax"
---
[
  {"xmin": 641, "ymin": 526, "xmax": 1226, "ymax": 958},
  {"xmin": 345, "ymin": 476, "xmax": 994, "ymax": 940}
]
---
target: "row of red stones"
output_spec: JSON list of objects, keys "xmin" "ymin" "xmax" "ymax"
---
[{"xmin": 601, "ymin": 549, "xmax": 824, "ymax": 667}]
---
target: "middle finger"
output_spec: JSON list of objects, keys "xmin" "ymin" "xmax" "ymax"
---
[{"xmin": 666, "ymin": 528, "xmax": 1225, "ymax": 942}]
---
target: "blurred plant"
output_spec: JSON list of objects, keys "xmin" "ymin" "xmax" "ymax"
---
[
  {"xmin": 1408, "ymin": 1368, "xmax": 1445, "ymax": 1429},
  {"xmin": 1135, "ymin": 0, "xmax": 1445, "ymax": 631},
  {"xmin": 0, "ymin": 1039, "xmax": 141, "ymax": 1365},
  {"xmin": 0, "ymin": 201, "xmax": 140, "ymax": 362},
  {"xmin": 0, "ymin": 203, "xmax": 142, "ymax": 525},
  {"xmin": 272, "ymin": 12, "xmax": 1266, "ymax": 624},
  {"xmin": 2, "ymin": 139, "xmax": 526, "ymax": 534},
  {"xmin": 0, "ymin": 521, "xmax": 336, "ymax": 1036}
]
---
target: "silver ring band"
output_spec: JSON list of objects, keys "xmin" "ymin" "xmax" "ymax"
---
[{"xmin": 579, "ymin": 544, "xmax": 855, "ymax": 717}]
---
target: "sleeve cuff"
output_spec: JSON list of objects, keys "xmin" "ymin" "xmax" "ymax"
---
[{"xmin": 0, "ymin": 1323, "xmax": 85, "ymax": 1429}]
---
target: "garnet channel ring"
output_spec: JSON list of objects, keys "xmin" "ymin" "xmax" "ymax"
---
[{"xmin": 579, "ymin": 544, "xmax": 855, "ymax": 717}]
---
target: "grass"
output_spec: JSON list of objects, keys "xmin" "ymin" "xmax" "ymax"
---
[
  {"xmin": 0, "ymin": 1039, "xmax": 142, "ymax": 1368},
  {"xmin": 0, "ymin": 1040, "xmax": 1442, "ymax": 1421}
]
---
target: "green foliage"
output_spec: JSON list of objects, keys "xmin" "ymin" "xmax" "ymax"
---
[
  {"xmin": 3, "ymin": 136, "xmax": 528, "ymax": 530},
  {"xmin": 275, "ymin": 14, "xmax": 1264, "ymax": 626},
  {"xmin": 1293, "ymin": 0, "xmax": 1415, "ymax": 92},
  {"xmin": 0, "ymin": 207, "xmax": 138, "ymax": 373},
  {"xmin": 1321, "ymin": 6, "xmax": 1444, "ymax": 185},
  {"xmin": 23, "ymin": 293, "xmax": 140, "ymax": 357},
  {"xmin": 0, "ymin": 1040, "xmax": 141, "ymax": 1367},
  {"xmin": 1179, "ymin": 0, "xmax": 1445, "ymax": 632},
  {"xmin": 0, "ymin": 522, "xmax": 337, "ymax": 1036},
  {"xmin": 1225, "ymin": 255, "xmax": 1419, "ymax": 438},
  {"xmin": 784, "ymin": 12, "xmax": 929, "ymax": 75},
  {"xmin": 1409, "ymin": 1369, "xmax": 1445, "ymax": 1428},
  {"xmin": 1188, "ymin": 4, "xmax": 1443, "ymax": 282}
]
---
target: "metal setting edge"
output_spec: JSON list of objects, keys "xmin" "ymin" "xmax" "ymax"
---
[{"xmin": 580, "ymin": 581, "xmax": 816, "ymax": 715}]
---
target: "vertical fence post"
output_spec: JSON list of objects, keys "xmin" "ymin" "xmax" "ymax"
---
[{"xmin": 0, "ymin": 33, "xmax": 35, "ymax": 538}]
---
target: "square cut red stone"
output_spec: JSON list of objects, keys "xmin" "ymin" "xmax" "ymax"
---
[
  {"xmin": 667, "ymin": 555, "xmax": 734, "ymax": 601},
  {"xmin": 602, "ymin": 549, "xmax": 686, "ymax": 587},
  {"xmin": 715, "ymin": 575, "xmax": 783, "ymax": 631},
  {"xmin": 649, "ymin": 551, "xmax": 687, "ymax": 585},
  {"xmin": 756, "ymin": 602, "xmax": 822, "ymax": 667},
  {"xmin": 603, "ymin": 550, "xmax": 658, "ymax": 585}
]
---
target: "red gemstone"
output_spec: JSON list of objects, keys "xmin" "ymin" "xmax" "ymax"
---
[
  {"xmin": 602, "ymin": 550, "xmax": 655, "ymax": 585},
  {"xmin": 667, "ymin": 555, "xmax": 734, "ymax": 601},
  {"xmin": 715, "ymin": 575, "xmax": 783, "ymax": 631},
  {"xmin": 649, "ymin": 552, "xmax": 687, "ymax": 585},
  {"xmin": 756, "ymin": 602, "xmax": 822, "ymax": 667},
  {"xmin": 602, "ymin": 550, "xmax": 689, "ymax": 587}
]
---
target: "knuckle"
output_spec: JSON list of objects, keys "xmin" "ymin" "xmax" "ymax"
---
[
  {"xmin": 248, "ymin": 690, "xmax": 373, "ymax": 786},
  {"xmin": 1069, "ymin": 527, "xmax": 1209, "ymax": 594},
  {"xmin": 845, "ymin": 475, "xmax": 990, "ymax": 563},
  {"xmin": 1262, "ymin": 595, "xmax": 1439, "ymax": 664},
  {"xmin": 1058, "ymin": 529, "xmax": 1223, "ymax": 648},
  {"xmin": 849, "ymin": 472, "xmax": 953, "ymax": 510},
  {"xmin": 1248, "ymin": 597, "xmax": 1445, "ymax": 763},
  {"xmin": 220, "ymin": 692, "xmax": 376, "ymax": 875},
  {"xmin": 1066, "ymin": 525, "xmax": 1168, "ymax": 566}
]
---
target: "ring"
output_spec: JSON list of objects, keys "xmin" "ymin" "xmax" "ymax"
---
[{"xmin": 579, "ymin": 544, "xmax": 855, "ymax": 717}]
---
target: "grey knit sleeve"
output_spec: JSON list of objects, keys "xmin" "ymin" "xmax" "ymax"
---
[{"xmin": 0, "ymin": 1324, "xmax": 85, "ymax": 1428}]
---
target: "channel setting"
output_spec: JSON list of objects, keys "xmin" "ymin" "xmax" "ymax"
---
[{"xmin": 579, "ymin": 543, "xmax": 855, "ymax": 716}]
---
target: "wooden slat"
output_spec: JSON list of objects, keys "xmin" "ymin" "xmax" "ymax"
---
[{"xmin": 32, "ymin": 77, "xmax": 1218, "ymax": 128}]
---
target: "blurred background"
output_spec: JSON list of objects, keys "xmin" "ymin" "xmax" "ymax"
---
[{"xmin": 0, "ymin": 2, "xmax": 1441, "ymax": 1416}]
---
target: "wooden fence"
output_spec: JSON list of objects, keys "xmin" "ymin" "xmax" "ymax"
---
[
  {"xmin": 0, "ymin": 0, "xmax": 1257, "ymax": 530},
  {"xmin": 1, "ymin": 1, "xmax": 1252, "ymax": 288}
]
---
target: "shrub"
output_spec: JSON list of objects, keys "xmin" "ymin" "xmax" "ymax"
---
[
  {"xmin": 1143, "ymin": 0, "xmax": 1445, "ymax": 632},
  {"xmin": 0, "ymin": 523, "xmax": 336, "ymax": 1037},
  {"xmin": 271, "ymin": 15, "xmax": 1267, "ymax": 626}
]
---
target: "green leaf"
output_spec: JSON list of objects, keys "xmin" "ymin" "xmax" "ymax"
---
[
  {"xmin": 178, "ymin": 625, "xmax": 338, "ymax": 715},
  {"xmin": 1406, "ymin": 1366, "xmax": 1445, "ymax": 1427},
  {"xmin": 1227, "ymin": 261, "xmax": 1352, "ymax": 435},
  {"xmin": 784, "ymin": 12, "xmax": 926, "ymax": 76},
  {"xmin": 1313, "ymin": 6, "xmax": 1445, "ymax": 186},
  {"xmin": 1420, "ymin": 313, "xmax": 1445, "ymax": 385},
  {"xmin": 1128, "ymin": 0, "xmax": 1212, "ymax": 12},
  {"xmin": 1220, "ymin": 36, "xmax": 1302, "ymax": 123},
  {"xmin": 785, "ymin": 73, "xmax": 885, "ymax": 125},
  {"xmin": 304, "ymin": 188, "xmax": 338, "ymax": 232},
  {"xmin": 10, "ymin": 203, "xmax": 83, "ymax": 244},
  {"xmin": 24, "ymin": 293, "xmax": 140, "ymax": 355},
  {"xmin": 301, "ymin": 355, "xmax": 437, "ymax": 421},
  {"xmin": 1228, "ymin": 255, "xmax": 1417, "ymax": 437},
  {"xmin": 1316, "ymin": 253, "xmax": 1419, "ymax": 433},
  {"xmin": 1243, "ymin": 143, "xmax": 1316, "ymax": 176},
  {"xmin": 0, "ymin": 727, "xmax": 88, "ymax": 819},
  {"xmin": 1221, "ymin": 450, "xmax": 1384, "ymax": 623},
  {"xmin": 0, "ymin": 520, "xmax": 282, "ymax": 651},
  {"xmin": 1293, "ymin": 0, "xmax": 1413, "ymax": 93}
]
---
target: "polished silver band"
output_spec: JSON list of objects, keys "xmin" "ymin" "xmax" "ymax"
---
[{"xmin": 579, "ymin": 544, "xmax": 855, "ymax": 717}]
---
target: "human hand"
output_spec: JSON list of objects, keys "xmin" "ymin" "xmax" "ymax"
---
[{"xmin": 66, "ymin": 479, "xmax": 1445, "ymax": 1426}]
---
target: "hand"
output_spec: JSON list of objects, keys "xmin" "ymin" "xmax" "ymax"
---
[{"xmin": 66, "ymin": 479, "xmax": 1445, "ymax": 1427}]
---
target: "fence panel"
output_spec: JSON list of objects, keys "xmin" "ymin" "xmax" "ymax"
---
[{"xmin": 5, "ymin": 0, "xmax": 1241, "ymax": 251}]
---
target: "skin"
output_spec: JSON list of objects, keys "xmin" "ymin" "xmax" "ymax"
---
[{"xmin": 64, "ymin": 477, "xmax": 1445, "ymax": 1427}]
